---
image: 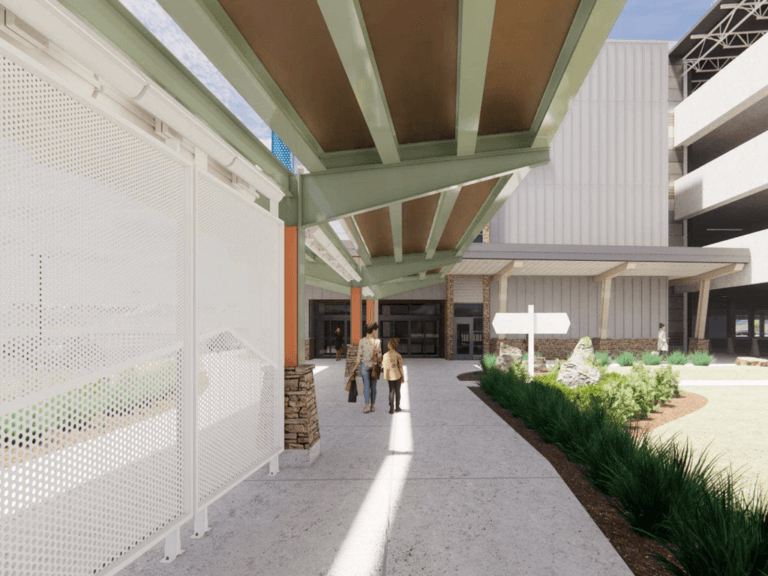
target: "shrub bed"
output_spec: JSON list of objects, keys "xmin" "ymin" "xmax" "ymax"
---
[
  {"xmin": 616, "ymin": 351, "xmax": 636, "ymax": 366},
  {"xmin": 481, "ymin": 366, "xmax": 768, "ymax": 576}
]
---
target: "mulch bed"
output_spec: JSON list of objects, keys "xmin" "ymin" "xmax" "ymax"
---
[{"xmin": 469, "ymin": 385, "xmax": 687, "ymax": 576}]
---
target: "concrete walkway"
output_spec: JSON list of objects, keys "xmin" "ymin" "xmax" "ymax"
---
[{"xmin": 123, "ymin": 359, "xmax": 632, "ymax": 576}]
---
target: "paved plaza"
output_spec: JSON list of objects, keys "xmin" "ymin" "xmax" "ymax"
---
[{"xmin": 123, "ymin": 359, "xmax": 632, "ymax": 576}]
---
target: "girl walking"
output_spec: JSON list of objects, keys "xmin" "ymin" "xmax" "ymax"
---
[
  {"xmin": 352, "ymin": 322, "xmax": 381, "ymax": 413},
  {"xmin": 382, "ymin": 337, "xmax": 404, "ymax": 414}
]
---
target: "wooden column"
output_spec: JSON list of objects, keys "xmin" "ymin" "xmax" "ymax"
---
[
  {"xmin": 351, "ymin": 287, "xmax": 362, "ymax": 344},
  {"xmin": 695, "ymin": 279, "xmax": 711, "ymax": 340},
  {"xmin": 598, "ymin": 278, "xmax": 612, "ymax": 340},
  {"xmin": 285, "ymin": 226, "xmax": 299, "ymax": 367}
]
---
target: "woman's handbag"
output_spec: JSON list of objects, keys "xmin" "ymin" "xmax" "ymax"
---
[
  {"xmin": 371, "ymin": 343, "xmax": 382, "ymax": 381},
  {"xmin": 347, "ymin": 378, "xmax": 358, "ymax": 402}
]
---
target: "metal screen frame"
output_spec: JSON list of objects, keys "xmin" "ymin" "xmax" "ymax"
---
[{"xmin": 0, "ymin": 36, "xmax": 284, "ymax": 576}]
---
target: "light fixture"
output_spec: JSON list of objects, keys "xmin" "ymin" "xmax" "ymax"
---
[{"xmin": 706, "ymin": 228, "xmax": 742, "ymax": 232}]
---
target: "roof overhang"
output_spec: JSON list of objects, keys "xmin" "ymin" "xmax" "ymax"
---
[
  {"xmin": 55, "ymin": 0, "xmax": 626, "ymax": 285},
  {"xmin": 454, "ymin": 243, "xmax": 751, "ymax": 283}
]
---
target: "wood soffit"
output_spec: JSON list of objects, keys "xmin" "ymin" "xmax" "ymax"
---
[
  {"xmin": 402, "ymin": 194, "xmax": 440, "ymax": 255},
  {"xmin": 358, "ymin": 0, "xmax": 458, "ymax": 145},
  {"xmin": 215, "ymin": 0, "xmax": 578, "ymax": 152},
  {"xmin": 479, "ymin": 0, "xmax": 581, "ymax": 135},
  {"xmin": 216, "ymin": 0, "xmax": 374, "ymax": 152},
  {"xmin": 437, "ymin": 178, "xmax": 498, "ymax": 252},
  {"xmin": 356, "ymin": 207, "xmax": 394, "ymax": 258}
]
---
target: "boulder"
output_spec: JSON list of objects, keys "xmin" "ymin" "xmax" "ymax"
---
[
  {"xmin": 556, "ymin": 336, "xmax": 600, "ymax": 388},
  {"xmin": 533, "ymin": 357, "xmax": 548, "ymax": 374},
  {"xmin": 495, "ymin": 342, "xmax": 523, "ymax": 372},
  {"xmin": 736, "ymin": 356, "xmax": 768, "ymax": 367}
]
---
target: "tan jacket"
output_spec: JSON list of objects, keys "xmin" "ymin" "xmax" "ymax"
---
[{"xmin": 382, "ymin": 350, "xmax": 403, "ymax": 382}]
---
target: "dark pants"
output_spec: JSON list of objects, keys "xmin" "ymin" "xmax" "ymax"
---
[{"xmin": 388, "ymin": 380, "xmax": 401, "ymax": 410}]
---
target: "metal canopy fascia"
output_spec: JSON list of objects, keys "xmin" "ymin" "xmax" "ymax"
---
[
  {"xmin": 300, "ymin": 148, "xmax": 549, "ymax": 226},
  {"xmin": 306, "ymin": 276, "xmax": 351, "ymax": 296},
  {"xmin": 316, "ymin": 0, "xmax": 399, "ymax": 165},
  {"xmin": 530, "ymin": 0, "xmax": 626, "ymax": 146},
  {"xmin": 153, "ymin": 0, "xmax": 327, "ymax": 172},
  {"xmin": 462, "ymin": 243, "xmax": 752, "ymax": 264},
  {"xmin": 57, "ymin": 0, "xmax": 294, "ymax": 194}
]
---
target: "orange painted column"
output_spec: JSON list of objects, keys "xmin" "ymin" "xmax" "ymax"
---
[
  {"xmin": 366, "ymin": 299, "xmax": 375, "ymax": 325},
  {"xmin": 351, "ymin": 287, "xmax": 362, "ymax": 344},
  {"xmin": 284, "ymin": 226, "xmax": 298, "ymax": 367}
]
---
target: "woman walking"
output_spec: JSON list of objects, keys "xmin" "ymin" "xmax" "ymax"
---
[
  {"xmin": 334, "ymin": 327, "xmax": 344, "ymax": 361},
  {"xmin": 658, "ymin": 323, "xmax": 668, "ymax": 356},
  {"xmin": 382, "ymin": 337, "xmax": 404, "ymax": 414},
  {"xmin": 352, "ymin": 322, "xmax": 381, "ymax": 413}
]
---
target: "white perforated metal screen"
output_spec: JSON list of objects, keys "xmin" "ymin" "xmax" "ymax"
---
[
  {"xmin": 1, "ymin": 48, "xmax": 283, "ymax": 575},
  {"xmin": 196, "ymin": 173, "xmax": 282, "ymax": 505}
]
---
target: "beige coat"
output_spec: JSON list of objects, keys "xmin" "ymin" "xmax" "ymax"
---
[{"xmin": 382, "ymin": 350, "xmax": 403, "ymax": 382}]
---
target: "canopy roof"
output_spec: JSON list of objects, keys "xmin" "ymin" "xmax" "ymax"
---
[
  {"xmin": 61, "ymin": 0, "xmax": 626, "ymax": 297},
  {"xmin": 455, "ymin": 243, "xmax": 751, "ymax": 285}
]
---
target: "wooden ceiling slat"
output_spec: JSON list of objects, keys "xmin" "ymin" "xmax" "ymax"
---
[
  {"xmin": 402, "ymin": 194, "xmax": 440, "ymax": 254},
  {"xmin": 217, "ymin": 0, "xmax": 374, "ymax": 152},
  {"xmin": 356, "ymin": 208, "xmax": 393, "ymax": 258},
  {"xmin": 436, "ymin": 178, "xmax": 498, "ymax": 252},
  {"xmin": 358, "ymin": 0, "xmax": 458, "ymax": 144},
  {"xmin": 479, "ymin": 0, "xmax": 581, "ymax": 135}
]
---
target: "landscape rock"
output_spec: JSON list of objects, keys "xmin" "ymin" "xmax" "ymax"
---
[
  {"xmin": 736, "ymin": 356, "xmax": 768, "ymax": 367},
  {"xmin": 556, "ymin": 336, "xmax": 600, "ymax": 388},
  {"xmin": 495, "ymin": 342, "xmax": 523, "ymax": 373},
  {"xmin": 533, "ymin": 357, "xmax": 548, "ymax": 374}
]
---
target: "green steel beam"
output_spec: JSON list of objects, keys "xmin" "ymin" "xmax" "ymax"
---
[
  {"xmin": 302, "ymin": 147, "xmax": 549, "ymax": 225},
  {"xmin": 372, "ymin": 276, "xmax": 446, "ymax": 299},
  {"xmin": 318, "ymin": 132, "xmax": 535, "ymax": 170},
  {"xmin": 530, "ymin": 0, "xmax": 626, "ymax": 146},
  {"xmin": 153, "ymin": 0, "xmax": 327, "ymax": 172},
  {"xmin": 306, "ymin": 276, "xmax": 351, "ymax": 296},
  {"xmin": 456, "ymin": 0, "xmax": 496, "ymax": 156},
  {"xmin": 439, "ymin": 264, "xmax": 457, "ymax": 279},
  {"xmin": 389, "ymin": 204, "xmax": 403, "ymax": 263},
  {"xmin": 305, "ymin": 262, "xmax": 349, "ymax": 286},
  {"xmin": 356, "ymin": 254, "xmax": 462, "ymax": 287},
  {"xmin": 425, "ymin": 187, "xmax": 461, "ymax": 260},
  {"xmin": 304, "ymin": 248, "xmax": 317, "ymax": 263},
  {"xmin": 455, "ymin": 168, "xmax": 530, "ymax": 255},
  {"xmin": 350, "ymin": 217, "xmax": 373, "ymax": 266},
  {"xmin": 317, "ymin": 0, "xmax": 400, "ymax": 164},
  {"xmin": 317, "ymin": 223, "xmax": 361, "ymax": 276},
  {"xmin": 59, "ymin": 0, "xmax": 294, "ymax": 193}
]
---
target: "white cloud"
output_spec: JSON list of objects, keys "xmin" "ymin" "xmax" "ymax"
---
[{"xmin": 118, "ymin": 0, "xmax": 273, "ymax": 144}]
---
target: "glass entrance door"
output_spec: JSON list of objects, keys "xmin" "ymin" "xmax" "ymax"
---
[{"xmin": 456, "ymin": 321, "xmax": 471, "ymax": 357}]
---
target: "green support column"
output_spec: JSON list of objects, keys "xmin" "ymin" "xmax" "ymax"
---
[{"xmin": 297, "ymin": 172, "xmax": 306, "ymax": 365}]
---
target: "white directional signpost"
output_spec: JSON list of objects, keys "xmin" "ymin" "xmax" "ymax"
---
[{"xmin": 492, "ymin": 305, "xmax": 571, "ymax": 375}]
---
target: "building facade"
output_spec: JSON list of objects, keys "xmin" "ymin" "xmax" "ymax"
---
[
  {"xmin": 670, "ymin": 2, "xmax": 768, "ymax": 357},
  {"xmin": 306, "ymin": 39, "xmax": 753, "ymax": 360}
]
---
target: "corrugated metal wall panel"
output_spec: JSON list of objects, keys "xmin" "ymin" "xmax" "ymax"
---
[
  {"xmin": 491, "ymin": 41, "xmax": 668, "ymax": 247},
  {"xmin": 490, "ymin": 276, "xmax": 668, "ymax": 339},
  {"xmin": 454, "ymin": 275, "xmax": 484, "ymax": 303}
]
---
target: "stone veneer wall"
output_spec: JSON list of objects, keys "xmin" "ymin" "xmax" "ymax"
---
[
  {"xmin": 490, "ymin": 338, "xmax": 665, "ymax": 359},
  {"xmin": 445, "ymin": 277, "xmax": 455, "ymax": 360},
  {"xmin": 482, "ymin": 223, "xmax": 490, "ymax": 243},
  {"xmin": 688, "ymin": 338, "xmax": 711, "ymax": 353},
  {"xmin": 482, "ymin": 275, "xmax": 491, "ymax": 355},
  {"xmin": 284, "ymin": 365, "xmax": 320, "ymax": 450},
  {"xmin": 304, "ymin": 339, "xmax": 315, "ymax": 361}
]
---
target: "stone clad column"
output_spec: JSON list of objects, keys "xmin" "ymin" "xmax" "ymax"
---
[
  {"xmin": 482, "ymin": 275, "xmax": 491, "ymax": 355},
  {"xmin": 445, "ymin": 276, "xmax": 454, "ymax": 360}
]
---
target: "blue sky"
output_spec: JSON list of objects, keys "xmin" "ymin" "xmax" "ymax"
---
[
  {"xmin": 610, "ymin": 0, "xmax": 716, "ymax": 41},
  {"xmin": 118, "ymin": 0, "xmax": 718, "ymax": 162}
]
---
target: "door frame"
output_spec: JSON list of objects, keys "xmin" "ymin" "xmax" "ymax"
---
[{"xmin": 454, "ymin": 317, "xmax": 479, "ymax": 360}]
